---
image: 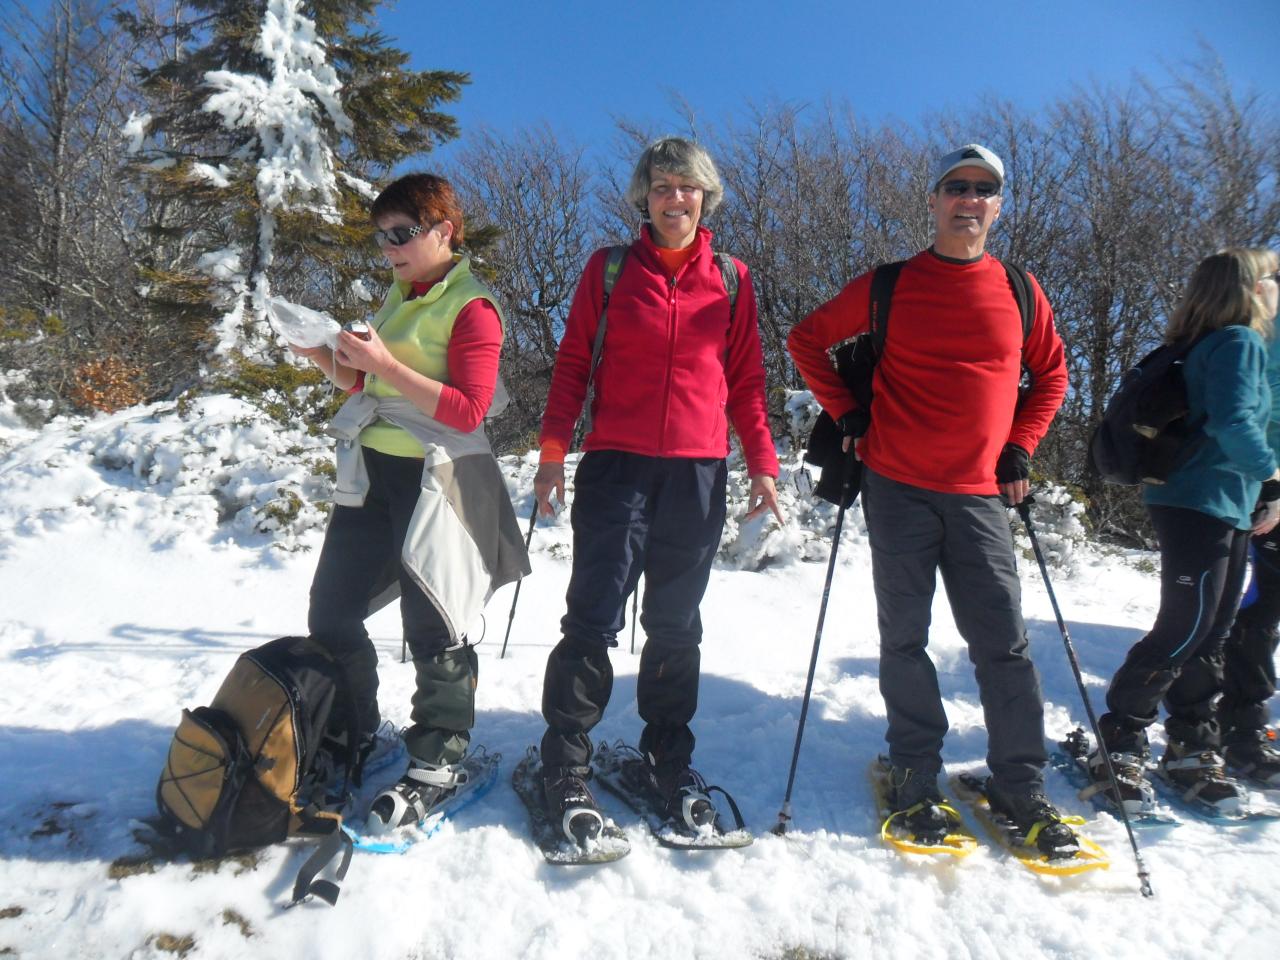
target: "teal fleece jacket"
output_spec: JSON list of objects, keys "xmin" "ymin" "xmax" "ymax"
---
[
  {"xmin": 1266, "ymin": 331, "xmax": 1280, "ymax": 457},
  {"xmin": 1144, "ymin": 324, "xmax": 1277, "ymax": 530}
]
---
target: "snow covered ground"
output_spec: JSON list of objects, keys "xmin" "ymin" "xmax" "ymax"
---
[{"xmin": 1, "ymin": 397, "xmax": 1277, "ymax": 960}]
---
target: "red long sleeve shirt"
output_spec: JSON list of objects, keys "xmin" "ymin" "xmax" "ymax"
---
[
  {"xmin": 433, "ymin": 299, "xmax": 502, "ymax": 432},
  {"xmin": 406, "ymin": 282, "xmax": 502, "ymax": 433},
  {"xmin": 540, "ymin": 226, "xmax": 779, "ymax": 477},
  {"xmin": 788, "ymin": 250, "xmax": 1068, "ymax": 495}
]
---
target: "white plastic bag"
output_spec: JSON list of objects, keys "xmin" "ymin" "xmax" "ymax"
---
[{"xmin": 266, "ymin": 297, "xmax": 342, "ymax": 349}]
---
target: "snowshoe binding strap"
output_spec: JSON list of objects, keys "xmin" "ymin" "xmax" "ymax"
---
[
  {"xmin": 639, "ymin": 749, "xmax": 745, "ymax": 835},
  {"xmin": 1021, "ymin": 817, "xmax": 1108, "ymax": 868},
  {"xmin": 1077, "ymin": 779, "xmax": 1156, "ymax": 816},
  {"xmin": 542, "ymin": 767, "xmax": 605, "ymax": 847},
  {"xmin": 880, "ymin": 801, "xmax": 966, "ymax": 846},
  {"xmin": 365, "ymin": 762, "xmax": 468, "ymax": 835},
  {"xmin": 674, "ymin": 787, "xmax": 716, "ymax": 830},
  {"xmin": 1078, "ymin": 751, "xmax": 1156, "ymax": 815},
  {"xmin": 657, "ymin": 764, "xmax": 719, "ymax": 832},
  {"xmin": 404, "ymin": 761, "xmax": 471, "ymax": 791},
  {"xmin": 700, "ymin": 784, "xmax": 746, "ymax": 833},
  {"xmin": 1022, "ymin": 815, "xmax": 1084, "ymax": 859},
  {"xmin": 1162, "ymin": 751, "xmax": 1244, "ymax": 812},
  {"xmin": 562, "ymin": 804, "xmax": 605, "ymax": 847}
]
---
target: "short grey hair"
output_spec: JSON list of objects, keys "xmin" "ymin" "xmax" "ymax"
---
[{"xmin": 624, "ymin": 137, "xmax": 724, "ymax": 218}]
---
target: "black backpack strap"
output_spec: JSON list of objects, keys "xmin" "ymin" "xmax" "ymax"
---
[
  {"xmin": 289, "ymin": 824, "xmax": 353, "ymax": 907},
  {"xmin": 1000, "ymin": 260, "xmax": 1035, "ymax": 340},
  {"xmin": 999, "ymin": 260, "xmax": 1037, "ymax": 405},
  {"xmin": 803, "ymin": 261, "xmax": 902, "ymax": 509},
  {"xmin": 582, "ymin": 245, "xmax": 629, "ymax": 437},
  {"xmin": 868, "ymin": 260, "xmax": 906, "ymax": 357},
  {"xmin": 713, "ymin": 251, "xmax": 739, "ymax": 318}
]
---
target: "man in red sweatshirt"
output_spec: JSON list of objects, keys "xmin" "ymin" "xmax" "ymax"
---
[{"xmin": 788, "ymin": 144, "xmax": 1075, "ymax": 855}]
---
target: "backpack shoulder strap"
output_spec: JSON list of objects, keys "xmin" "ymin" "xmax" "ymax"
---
[
  {"xmin": 601, "ymin": 245, "xmax": 628, "ymax": 307},
  {"xmin": 713, "ymin": 251, "xmax": 739, "ymax": 317},
  {"xmin": 589, "ymin": 245, "xmax": 628, "ymax": 375},
  {"xmin": 581, "ymin": 245, "xmax": 629, "ymax": 437},
  {"xmin": 1000, "ymin": 259, "xmax": 1036, "ymax": 342},
  {"xmin": 868, "ymin": 260, "xmax": 906, "ymax": 356}
]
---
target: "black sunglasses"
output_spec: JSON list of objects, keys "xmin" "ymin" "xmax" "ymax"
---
[
  {"xmin": 939, "ymin": 179, "xmax": 1001, "ymax": 199},
  {"xmin": 372, "ymin": 224, "xmax": 426, "ymax": 247}
]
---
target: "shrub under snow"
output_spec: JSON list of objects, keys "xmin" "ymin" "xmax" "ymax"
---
[{"xmin": 0, "ymin": 388, "xmax": 1086, "ymax": 574}]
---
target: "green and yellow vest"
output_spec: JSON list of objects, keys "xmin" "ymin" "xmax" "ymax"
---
[{"xmin": 360, "ymin": 255, "xmax": 505, "ymax": 458}]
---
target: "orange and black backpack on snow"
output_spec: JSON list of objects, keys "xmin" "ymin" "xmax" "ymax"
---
[{"xmin": 153, "ymin": 635, "xmax": 361, "ymax": 905}]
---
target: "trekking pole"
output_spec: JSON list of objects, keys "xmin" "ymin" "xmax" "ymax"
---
[
  {"xmin": 772, "ymin": 449, "xmax": 859, "ymax": 836},
  {"xmin": 500, "ymin": 509, "xmax": 539, "ymax": 660},
  {"xmin": 1015, "ymin": 497, "xmax": 1154, "ymax": 898},
  {"xmin": 629, "ymin": 585, "xmax": 640, "ymax": 654}
]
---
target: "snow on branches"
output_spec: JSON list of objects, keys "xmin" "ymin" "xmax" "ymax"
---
[
  {"xmin": 202, "ymin": 0, "xmax": 352, "ymax": 219},
  {"xmin": 195, "ymin": 0, "xmax": 354, "ymax": 360}
]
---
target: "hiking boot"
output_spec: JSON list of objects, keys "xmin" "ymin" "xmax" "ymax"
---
[
  {"xmin": 1159, "ymin": 740, "xmax": 1246, "ymax": 813},
  {"xmin": 638, "ymin": 758, "xmax": 717, "ymax": 831},
  {"xmin": 1083, "ymin": 747, "xmax": 1155, "ymax": 815},
  {"xmin": 366, "ymin": 759, "xmax": 466, "ymax": 834},
  {"xmin": 984, "ymin": 780, "xmax": 1080, "ymax": 859},
  {"xmin": 886, "ymin": 765, "xmax": 951, "ymax": 839},
  {"xmin": 542, "ymin": 766, "xmax": 604, "ymax": 847},
  {"xmin": 1223, "ymin": 731, "xmax": 1280, "ymax": 787}
]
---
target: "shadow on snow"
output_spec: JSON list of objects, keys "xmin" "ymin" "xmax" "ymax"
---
[{"xmin": 0, "ymin": 613, "xmax": 1153, "ymax": 868}]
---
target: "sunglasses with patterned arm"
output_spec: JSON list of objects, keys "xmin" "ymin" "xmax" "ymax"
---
[{"xmin": 372, "ymin": 224, "xmax": 426, "ymax": 247}]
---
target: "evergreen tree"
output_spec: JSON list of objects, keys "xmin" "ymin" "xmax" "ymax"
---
[{"xmin": 122, "ymin": 0, "xmax": 466, "ymax": 394}]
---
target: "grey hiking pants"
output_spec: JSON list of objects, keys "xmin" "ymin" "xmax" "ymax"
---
[{"xmin": 861, "ymin": 467, "xmax": 1047, "ymax": 789}]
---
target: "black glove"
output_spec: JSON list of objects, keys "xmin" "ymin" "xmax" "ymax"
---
[
  {"xmin": 995, "ymin": 443, "xmax": 1031, "ymax": 484},
  {"xmin": 835, "ymin": 409, "xmax": 871, "ymax": 440},
  {"xmin": 1261, "ymin": 478, "xmax": 1280, "ymax": 504}
]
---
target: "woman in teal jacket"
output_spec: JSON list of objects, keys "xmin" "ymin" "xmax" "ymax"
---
[
  {"xmin": 1217, "ymin": 322, "xmax": 1280, "ymax": 786},
  {"xmin": 1089, "ymin": 247, "xmax": 1280, "ymax": 814}
]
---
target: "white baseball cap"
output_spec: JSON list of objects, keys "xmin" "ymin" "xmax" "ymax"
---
[{"xmin": 933, "ymin": 144, "xmax": 1005, "ymax": 190}]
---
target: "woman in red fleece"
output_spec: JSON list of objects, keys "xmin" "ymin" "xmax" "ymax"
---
[{"xmin": 532, "ymin": 137, "xmax": 781, "ymax": 845}]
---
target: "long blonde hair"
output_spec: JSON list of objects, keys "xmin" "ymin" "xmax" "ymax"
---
[{"xmin": 1165, "ymin": 246, "xmax": 1278, "ymax": 344}]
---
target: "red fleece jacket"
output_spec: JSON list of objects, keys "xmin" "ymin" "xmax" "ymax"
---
[
  {"xmin": 540, "ymin": 226, "xmax": 779, "ymax": 477},
  {"xmin": 788, "ymin": 250, "xmax": 1068, "ymax": 495}
]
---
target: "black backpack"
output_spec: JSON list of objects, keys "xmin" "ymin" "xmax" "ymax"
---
[
  {"xmin": 804, "ymin": 258, "xmax": 1036, "ymax": 506},
  {"xmin": 1087, "ymin": 336, "xmax": 1208, "ymax": 486},
  {"xmin": 153, "ymin": 635, "xmax": 361, "ymax": 905}
]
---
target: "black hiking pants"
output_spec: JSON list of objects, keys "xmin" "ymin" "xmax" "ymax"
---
[
  {"xmin": 1220, "ymin": 528, "xmax": 1280, "ymax": 740},
  {"xmin": 1100, "ymin": 505, "xmax": 1250, "ymax": 752},
  {"xmin": 540, "ymin": 451, "xmax": 727, "ymax": 771},
  {"xmin": 308, "ymin": 447, "xmax": 475, "ymax": 765},
  {"xmin": 860, "ymin": 467, "xmax": 1047, "ymax": 790}
]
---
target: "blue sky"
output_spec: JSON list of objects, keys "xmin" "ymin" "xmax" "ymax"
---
[{"xmin": 378, "ymin": 0, "xmax": 1276, "ymax": 160}]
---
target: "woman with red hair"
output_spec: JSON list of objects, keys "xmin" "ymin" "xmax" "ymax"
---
[{"xmin": 291, "ymin": 173, "xmax": 529, "ymax": 832}]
